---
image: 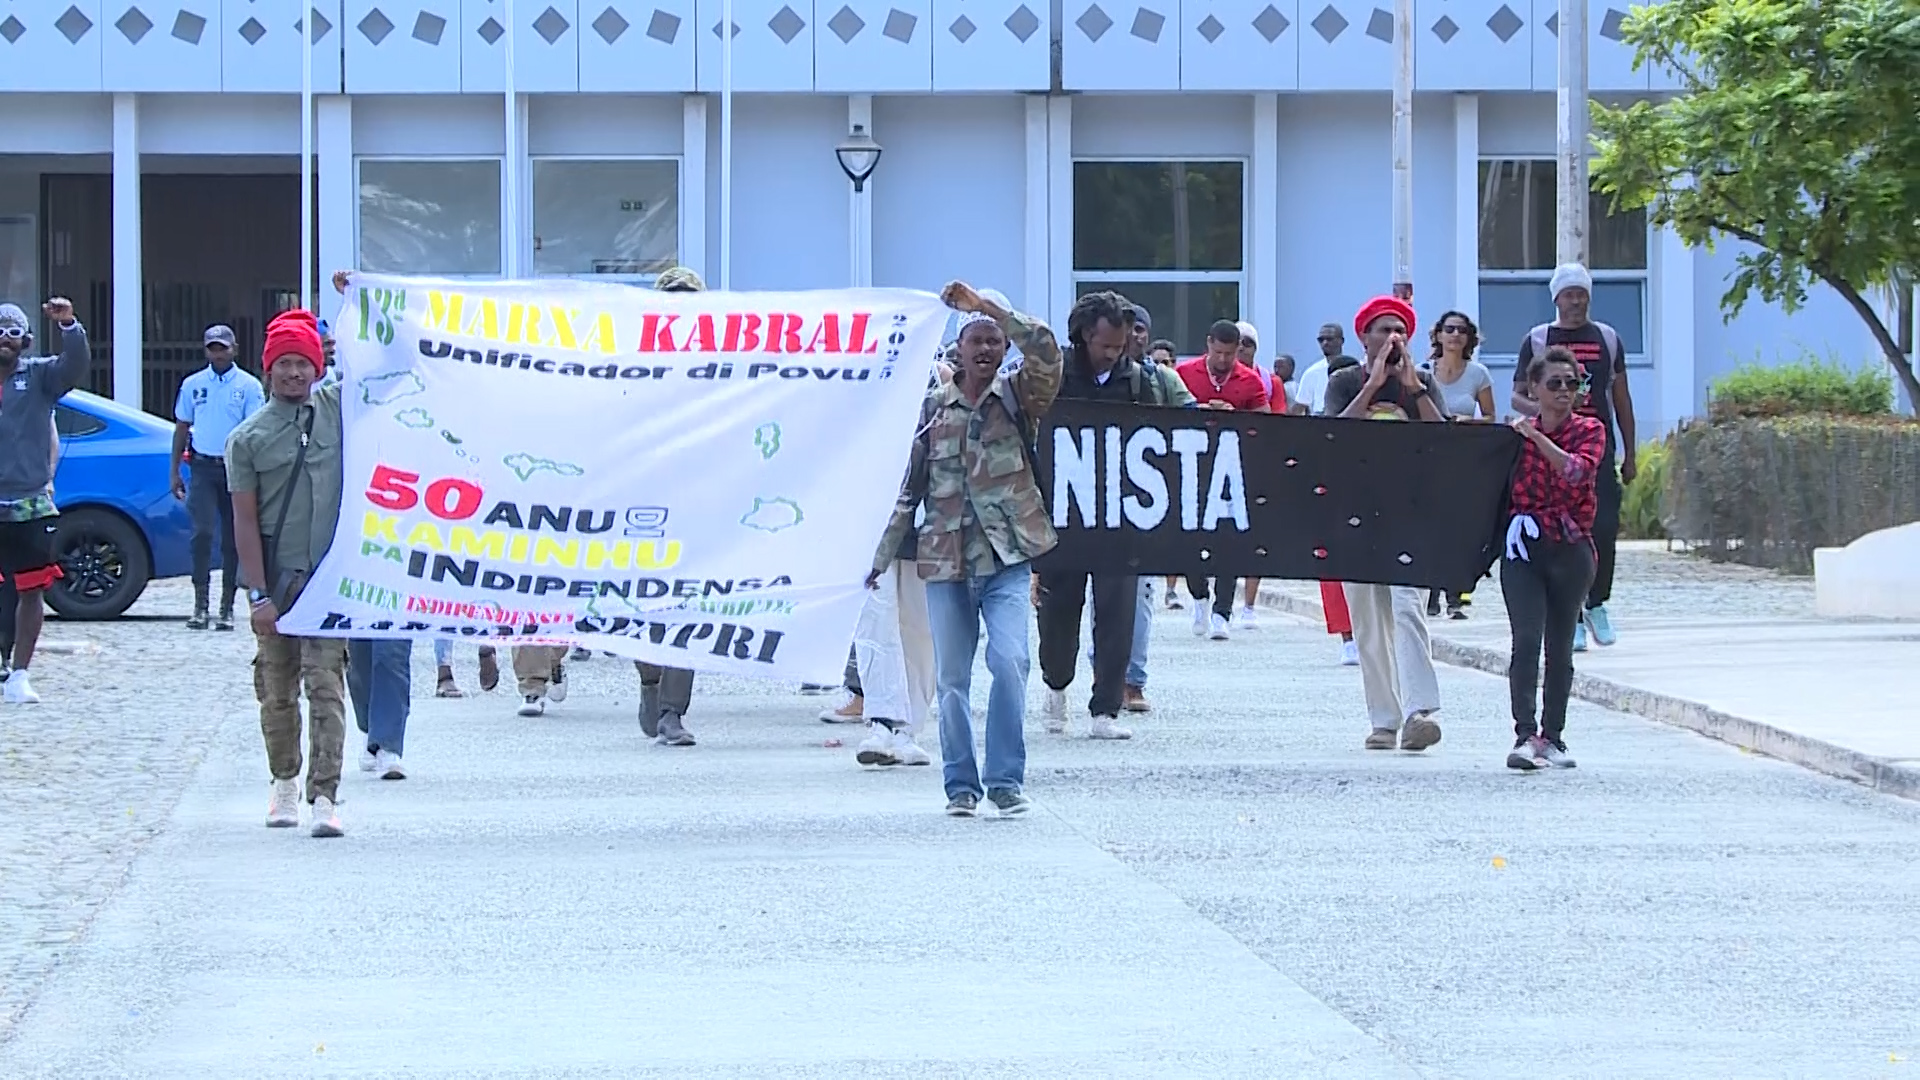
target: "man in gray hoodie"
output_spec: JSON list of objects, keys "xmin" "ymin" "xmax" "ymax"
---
[{"xmin": 0, "ymin": 297, "xmax": 89, "ymax": 704}]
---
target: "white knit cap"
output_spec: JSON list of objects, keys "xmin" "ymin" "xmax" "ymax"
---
[
  {"xmin": 1549, "ymin": 262, "xmax": 1593, "ymax": 300},
  {"xmin": 1235, "ymin": 320, "xmax": 1258, "ymax": 343}
]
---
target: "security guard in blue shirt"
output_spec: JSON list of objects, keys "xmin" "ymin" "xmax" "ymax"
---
[{"xmin": 170, "ymin": 324, "xmax": 265, "ymax": 629}]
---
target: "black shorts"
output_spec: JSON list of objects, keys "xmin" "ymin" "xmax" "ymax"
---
[{"xmin": 0, "ymin": 516, "xmax": 62, "ymax": 591}]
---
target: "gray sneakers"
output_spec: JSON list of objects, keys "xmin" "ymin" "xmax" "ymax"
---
[{"xmin": 986, "ymin": 789, "xmax": 1032, "ymax": 817}]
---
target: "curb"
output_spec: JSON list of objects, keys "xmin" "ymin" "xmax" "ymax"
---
[{"xmin": 1254, "ymin": 585, "xmax": 1920, "ymax": 802}]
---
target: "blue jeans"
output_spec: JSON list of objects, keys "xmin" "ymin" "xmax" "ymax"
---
[
  {"xmin": 348, "ymin": 639, "xmax": 414, "ymax": 756},
  {"xmin": 1084, "ymin": 577, "xmax": 1152, "ymax": 688},
  {"xmin": 925, "ymin": 563, "xmax": 1031, "ymax": 800}
]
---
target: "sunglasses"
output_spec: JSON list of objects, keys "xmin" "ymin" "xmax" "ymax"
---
[
  {"xmin": 1541, "ymin": 376, "xmax": 1585, "ymax": 392},
  {"xmin": 0, "ymin": 326, "xmax": 25, "ymax": 340},
  {"xmin": 1439, "ymin": 324, "xmax": 1470, "ymax": 334}
]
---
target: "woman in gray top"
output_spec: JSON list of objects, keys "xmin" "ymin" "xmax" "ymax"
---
[
  {"xmin": 1423, "ymin": 310, "xmax": 1496, "ymax": 619},
  {"xmin": 1424, "ymin": 310, "xmax": 1496, "ymax": 421}
]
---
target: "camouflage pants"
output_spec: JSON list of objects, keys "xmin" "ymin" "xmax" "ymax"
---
[
  {"xmin": 512, "ymin": 645, "xmax": 568, "ymax": 696},
  {"xmin": 253, "ymin": 627, "xmax": 348, "ymax": 803}
]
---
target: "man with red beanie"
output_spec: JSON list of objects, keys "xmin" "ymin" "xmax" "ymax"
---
[
  {"xmin": 226, "ymin": 307, "xmax": 351, "ymax": 837},
  {"xmin": 1323, "ymin": 296, "xmax": 1448, "ymax": 754}
]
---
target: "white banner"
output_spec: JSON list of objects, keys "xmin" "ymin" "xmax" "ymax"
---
[{"xmin": 279, "ymin": 274, "xmax": 944, "ymax": 682}]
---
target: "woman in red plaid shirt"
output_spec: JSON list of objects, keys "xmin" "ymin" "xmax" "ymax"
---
[{"xmin": 1502, "ymin": 346, "xmax": 1606, "ymax": 771}]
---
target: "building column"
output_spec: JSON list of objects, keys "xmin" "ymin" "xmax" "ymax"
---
[
  {"xmin": 1022, "ymin": 94, "xmax": 1048, "ymax": 315},
  {"xmin": 1250, "ymin": 93, "xmax": 1279, "ymax": 354},
  {"xmin": 111, "ymin": 93, "xmax": 141, "ymax": 408},
  {"xmin": 316, "ymin": 95, "xmax": 354, "ymax": 322},
  {"xmin": 1046, "ymin": 95, "xmax": 1072, "ymax": 322},
  {"xmin": 1654, "ymin": 224, "xmax": 1696, "ymax": 430},
  {"xmin": 1453, "ymin": 93, "xmax": 1480, "ymax": 321},
  {"xmin": 681, "ymin": 95, "xmax": 708, "ymax": 282},
  {"xmin": 848, "ymin": 94, "xmax": 873, "ymax": 289},
  {"xmin": 504, "ymin": 93, "xmax": 529, "ymax": 277}
]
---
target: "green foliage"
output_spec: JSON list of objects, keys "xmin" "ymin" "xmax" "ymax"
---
[
  {"xmin": 1589, "ymin": 0, "xmax": 1920, "ymax": 408},
  {"xmin": 1666, "ymin": 417, "xmax": 1920, "ymax": 572},
  {"xmin": 1708, "ymin": 354, "xmax": 1894, "ymax": 420},
  {"xmin": 1619, "ymin": 440, "xmax": 1670, "ymax": 540}
]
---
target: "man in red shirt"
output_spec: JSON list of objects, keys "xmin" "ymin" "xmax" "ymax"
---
[
  {"xmin": 1172, "ymin": 321, "xmax": 1269, "ymax": 640},
  {"xmin": 1176, "ymin": 320, "xmax": 1271, "ymax": 413}
]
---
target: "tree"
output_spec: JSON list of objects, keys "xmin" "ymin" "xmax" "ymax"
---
[{"xmin": 1591, "ymin": 0, "xmax": 1920, "ymax": 409}]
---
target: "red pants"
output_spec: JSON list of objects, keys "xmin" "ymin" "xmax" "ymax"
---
[{"xmin": 1319, "ymin": 580, "xmax": 1352, "ymax": 636}]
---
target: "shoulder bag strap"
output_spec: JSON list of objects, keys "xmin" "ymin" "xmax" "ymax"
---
[{"xmin": 262, "ymin": 405, "xmax": 315, "ymax": 578}]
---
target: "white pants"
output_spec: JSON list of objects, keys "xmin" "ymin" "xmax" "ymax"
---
[
  {"xmin": 853, "ymin": 561, "xmax": 936, "ymax": 737},
  {"xmin": 1342, "ymin": 582, "xmax": 1441, "ymax": 731}
]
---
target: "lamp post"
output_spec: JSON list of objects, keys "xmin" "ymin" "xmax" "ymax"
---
[
  {"xmin": 836, "ymin": 123, "xmax": 883, "ymax": 288},
  {"xmin": 835, "ymin": 123, "xmax": 883, "ymax": 193}
]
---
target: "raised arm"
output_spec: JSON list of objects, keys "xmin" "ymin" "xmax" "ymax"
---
[
  {"xmin": 41, "ymin": 298, "xmax": 88, "ymax": 398},
  {"xmin": 1002, "ymin": 309, "xmax": 1063, "ymax": 419}
]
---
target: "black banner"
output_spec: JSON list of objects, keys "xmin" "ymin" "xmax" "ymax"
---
[{"xmin": 1036, "ymin": 401, "xmax": 1522, "ymax": 589}]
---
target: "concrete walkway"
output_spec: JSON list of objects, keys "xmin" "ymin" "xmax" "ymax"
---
[
  {"xmin": 5, "ymin": 579, "xmax": 1919, "ymax": 1078},
  {"xmin": 1261, "ymin": 542, "xmax": 1920, "ymax": 798}
]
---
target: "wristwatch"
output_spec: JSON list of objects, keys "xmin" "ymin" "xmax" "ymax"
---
[{"xmin": 249, "ymin": 588, "xmax": 271, "ymax": 607}]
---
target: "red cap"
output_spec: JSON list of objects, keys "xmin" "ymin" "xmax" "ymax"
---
[
  {"xmin": 1353, "ymin": 296, "xmax": 1417, "ymax": 340},
  {"xmin": 264, "ymin": 309, "xmax": 325, "ymax": 372}
]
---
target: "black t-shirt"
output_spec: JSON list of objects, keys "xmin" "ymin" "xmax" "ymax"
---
[
  {"xmin": 1323, "ymin": 362, "xmax": 1449, "ymax": 420},
  {"xmin": 1515, "ymin": 322, "xmax": 1623, "ymax": 458}
]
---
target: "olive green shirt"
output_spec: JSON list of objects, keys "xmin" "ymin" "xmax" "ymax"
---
[{"xmin": 225, "ymin": 381, "xmax": 345, "ymax": 576}]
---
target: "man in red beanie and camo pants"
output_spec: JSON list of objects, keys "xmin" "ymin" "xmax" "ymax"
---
[
  {"xmin": 1323, "ymin": 295, "xmax": 1449, "ymax": 754},
  {"xmin": 227, "ymin": 308, "xmax": 350, "ymax": 838}
]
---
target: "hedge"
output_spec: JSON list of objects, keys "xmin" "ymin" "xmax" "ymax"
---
[{"xmin": 1664, "ymin": 416, "xmax": 1920, "ymax": 572}]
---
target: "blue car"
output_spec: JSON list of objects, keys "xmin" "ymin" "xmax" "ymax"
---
[{"xmin": 47, "ymin": 391, "xmax": 196, "ymax": 620}]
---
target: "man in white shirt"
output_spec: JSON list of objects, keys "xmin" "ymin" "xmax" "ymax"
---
[{"xmin": 1291, "ymin": 322, "xmax": 1353, "ymax": 415}]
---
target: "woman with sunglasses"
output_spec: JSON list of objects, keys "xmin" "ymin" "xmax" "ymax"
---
[
  {"xmin": 1422, "ymin": 311, "xmax": 1495, "ymax": 618},
  {"xmin": 1501, "ymin": 346, "xmax": 1605, "ymax": 771},
  {"xmin": 1426, "ymin": 311, "xmax": 1495, "ymax": 420}
]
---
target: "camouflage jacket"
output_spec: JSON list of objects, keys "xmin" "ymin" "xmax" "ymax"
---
[{"xmin": 873, "ymin": 309, "xmax": 1063, "ymax": 581}]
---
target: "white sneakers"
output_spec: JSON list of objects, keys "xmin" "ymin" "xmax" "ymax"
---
[
  {"xmin": 547, "ymin": 665, "xmax": 569, "ymax": 703},
  {"xmin": 1088, "ymin": 717, "xmax": 1134, "ymax": 740},
  {"xmin": 1237, "ymin": 605, "xmax": 1261, "ymax": 630},
  {"xmin": 856, "ymin": 722, "xmax": 931, "ymax": 767},
  {"xmin": 1339, "ymin": 639, "xmax": 1360, "ymax": 666},
  {"xmin": 3, "ymin": 669, "xmax": 40, "ymax": 704},
  {"xmin": 1208, "ymin": 614, "xmax": 1231, "ymax": 641},
  {"xmin": 264, "ymin": 780, "xmax": 345, "ymax": 836},
  {"xmin": 1043, "ymin": 688, "xmax": 1068, "ymax": 734},
  {"xmin": 309, "ymin": 797, "xmax": 344, "ymax": 838},
  {"xmin": 1191, "ymin": 603, "xmax": 1210, "ymax": 637},
  {"xmin": 374, "ymin": 749, "xmax": 407, "ymax": 780},
  {"xmin": 518, "ymin": 694, "xmax": 546, "ymax": 717},
  {"xmin": 266, "ymin": 779, "xmax": 301, "ymax": 827}
]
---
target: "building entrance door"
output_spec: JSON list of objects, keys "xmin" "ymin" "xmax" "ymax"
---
[{"xmin": 41, "ymin": 171, "xmax": 302, "ymax": 415}]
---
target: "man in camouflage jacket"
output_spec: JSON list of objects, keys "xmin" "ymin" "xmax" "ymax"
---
[{"xmin": 869, "ymin": 281, "xmax": 1061, "ymax": 817}]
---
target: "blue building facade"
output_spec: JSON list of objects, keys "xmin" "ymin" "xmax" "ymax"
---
[{"xmin": 0, "ymin": 0, "xmax": 1896, "ymax": 427}]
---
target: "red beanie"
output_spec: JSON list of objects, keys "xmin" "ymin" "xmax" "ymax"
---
[
  {"xmin": 1353, "ymin": 296, "xmax": 1417, "ymax": 340},
  {"xmin": 264, "ymin": 309, "xmax": 325, "ymax": 372}
]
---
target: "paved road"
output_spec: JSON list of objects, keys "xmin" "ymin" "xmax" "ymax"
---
[{"xmin": 3, "ymin": 579, "xmax": 1917, "ymax": 1078}]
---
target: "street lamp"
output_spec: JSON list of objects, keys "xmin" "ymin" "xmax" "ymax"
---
[{"xmin": 836, "ymin": 124, "xmax": 883, "ymax": 193}]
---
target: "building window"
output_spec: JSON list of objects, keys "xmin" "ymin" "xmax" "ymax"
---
[
  {"xmin": 532, "ymin": 158, "xmax": 680, "ymax": 279},
  {"xmin": 1073, "ymin": 160, "xmax": 1245, "ymax": 356},
  {"xmin": 1477, "ymin": 159, "xmax": 1649, "ymax": 358},
  {"xmin": 357, "ymin": 158, "xmax": 504, "ymax": 276}
]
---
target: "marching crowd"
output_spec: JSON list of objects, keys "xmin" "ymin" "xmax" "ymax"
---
[{"xmin": 0, "ymin": 259, "xmax": 1634, "ymax": 832}]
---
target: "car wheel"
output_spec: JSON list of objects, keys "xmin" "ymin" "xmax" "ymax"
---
[{"xmin": 46, "ymin": 508, "xmax": 153, "ymax": 621}]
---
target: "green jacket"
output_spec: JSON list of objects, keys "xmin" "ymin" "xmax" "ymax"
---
[{"xmin": 874, "ymin": 309, "xmax": 1063, "ymax": 580}]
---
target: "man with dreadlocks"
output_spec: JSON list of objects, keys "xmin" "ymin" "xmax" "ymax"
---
[{"xmin": 1033, "ymin": 290, "xmax": 1188, "ymax": 742}]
